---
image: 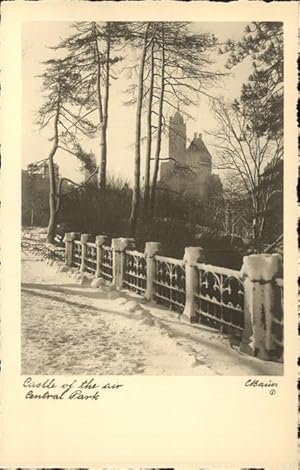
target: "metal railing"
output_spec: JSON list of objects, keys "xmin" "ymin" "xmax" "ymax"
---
[
  {"xmin": 100, "ymin": 245, "xmax": 113, "ymax": 282},
  {"xmin": 123, "ymin": 250, "xmax": 147, "ymax": 295},
  {"xmin": 194, "ymin": 263, "xmax": 244, "ymax": 335},
  {"xmin": 273, "ymin": 277, "xmax": 283, "ymax": 351},
  {"xmin": 63, "ymin": 232, "xmax": 284, "ymax": 362},
  {"xmin": 85, "ymin": 242, "xmax": 97, "ymax": 274},
  {"xmin": 72, "ymin": 240, "xmax": 82, "ymax": 268},
  {"xmin": 153, "ymin": 255, "xmax": 186, "ymax": 313}
]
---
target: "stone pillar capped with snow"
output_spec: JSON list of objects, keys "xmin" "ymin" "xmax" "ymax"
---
[
  {"xmin": 95, "ymin": 235, "xmax": 108, "ymax": 278},
  {"xmin": 112, "ymin": 237, "xmax": 135, "ymax": 289},
  {"xmin": 239, "ymin": 253, "xmax": 283, "ymax": 360},
  {"xmin": 182, "ymin": 246, "xmax": 205, "ymax": 323},
  {"xmin": 144, "ymin": 242, "xmax": 161, "ymax": 300},
  {"xmin": 64, "ymin": 232, "xmax": 80, "ymax": 266}
]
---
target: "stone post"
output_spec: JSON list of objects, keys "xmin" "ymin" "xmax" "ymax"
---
[
  {"xmin": 112, "ymin": 237, "xmax": 135, "ymax": 289},
  {"xmin": 95, "ymin": 235, "xmax": 108, "ymax": 278},
  {"xmin": 64, "ymin": 232, "xmax": 79, "ymax": 266},
  {"xmin": 182, "ymin": 247, "xmax": 205, "ymax": 323},
  {"xmin": 80, "ymin": 233, "xmax": 91, "ymax": 273},
  {"xmin": 239, "ymin": 253, "xmax": 282, "ymax": 360},
  {"xmin": 144, "ymin": 242, "xmax": 161, "ymax": 301},
  {"xmin": 64, "ymin": 233, "xmax": 73, "ymax": 266}
]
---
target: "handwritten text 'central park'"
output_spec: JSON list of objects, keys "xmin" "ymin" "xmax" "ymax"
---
[{"xmin": 23, "ymin": 377, "xmax": 124, "ymax": 401}]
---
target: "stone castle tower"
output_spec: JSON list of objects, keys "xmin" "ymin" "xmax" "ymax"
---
[
  {"xmin": 168, "ymin": 110, "xmax": 186, "ymax": 164},
  {"xmin": 158, "ymin": 110, "xmax": 215, "ymax": 200}
]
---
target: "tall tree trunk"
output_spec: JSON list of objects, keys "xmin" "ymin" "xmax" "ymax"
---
[
  {"xmin": 252, "ymin": 197, "xmax": 260, "ymax": 249},
  {"xmin": 150, "ymin": 25, "xmax": 165, "ymax": 216},
  {"xmin": 129, "ymin": 23, "xmax": 151, "ymax": 236},
  {"xmin": 143, "ymin": 39, "xmax": 155, "ymax": 217},
  {"xmin": 46, "ymin": 104, "xmax": 60, "ymax": 244},
  {"xmin": 93, "ymin": 22, "xmax": 105, "ymax": 191},
  {"xmin": 99, "ymin": 22, "xmax": 111, "ymax": 191},
  {"xmin": 47, "ymin": 156, "xmax": 58, "ymax": 244}
]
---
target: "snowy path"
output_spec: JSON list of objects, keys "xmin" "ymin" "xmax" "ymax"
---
[{"xmin": 21, "ymin": 252, "xmax": 283, "ymax": 376}]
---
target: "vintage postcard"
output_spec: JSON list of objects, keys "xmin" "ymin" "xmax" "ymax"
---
[{"xmin": 0, "ymin": 0, "xmax": 298, "ymax": 468}]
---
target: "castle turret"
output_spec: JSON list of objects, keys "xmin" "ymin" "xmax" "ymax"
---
[
  {"xmin": 158, "ymin": 112, "xmax": 216, "ymax": 201},
  {"xmin": 186, "ymin": 132, "xmax": 212, "ymax": 173},
  {"xmin": 168, "ymin": 110, "xmax": 186, "ymax": 164}
]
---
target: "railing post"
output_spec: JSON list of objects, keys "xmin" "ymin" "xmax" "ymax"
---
[
  {"xmin": 239, "ymin": 253, "xmax": 282, "ymax": 360},
  {"xmin": 112, "ymin": 237, "xmax": 135, "ymax": 289},
  {"xmin": 272, "ymin": 278, "xmax": 284, "ymax": 361},
  {"xmin": 64, "ymin": 232, "xmax": 79, "ymax": 266},
  {"xmin": 182, "ymin": 247, "xmax": 205, "ymax": 323},
  {"xmin": 64, "ymin": 232, "xmax": 74, "ymax": 266},
  {"xmin": 80, "ymin": 233, "xmax": 91, "ymax": 273},
  {"xmin": 95, "ymin": 235, "xmax": 108, "ymax": 278},
  {"xmin": 144, "ymin": 242, "xmax": 161, "ymax": 301}
]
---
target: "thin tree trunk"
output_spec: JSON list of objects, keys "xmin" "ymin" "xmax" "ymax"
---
[
  {"xmin": 129, "ymin": 23, "xmax": 151, "ymax": 236},
  {"xmin": 252, "ymin": 198, "xmax": 259, "ymax": 248},
  {"xmin": 93, "ymin": 22, "xmax": 105, "ymax": 190},
  {"xmin": 99, "ymin": 22, "xmax": 111, "ymax": 191},
  {"xmin": 143, "ymin": 38, "xmax": 155, "ymax": 217},
  {"xmin": 150, "ymin": 25, "xmax": 165, "ymax": 216},
  {"xmin": 46, "ymin": 104, "xmax": 60, "ymax": 244},
  {"xmin": 47, "ymin": 156, "xmax": 58, "ymax": 244}
]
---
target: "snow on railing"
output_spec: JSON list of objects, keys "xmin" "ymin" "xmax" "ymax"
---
[
  {"xmin": 273, "ymin": 277, "xmax": 284, "ymax": 356},
  {"xmin": 64, "ymin": 233, "xmax": 284, "ymax": 362},
  {"xmin": 153, "ymin": 255, "xmax": 185, "ymax": 313},
  {"xmin": 194, "ymin": 262, "xmax": 244, "ymax": 335},
  {"xmin": 123, "ymin": 250, "xmax": 147, "ymax": 295},
  {"xmin": 100, "ymin": 246, "xmax": 113, "ymax": 282},
  {"xmin": 85, "ymin": 242, "xmax": 97, "ymax": 273},
  {"xmin": 72, "ymin": 240, "xmax": 82, "ymax": 268}
]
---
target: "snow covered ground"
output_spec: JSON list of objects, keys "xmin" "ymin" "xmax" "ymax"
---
[{"xmin": 21, "ymin": 251, "xmax": 283, "ymax": 376}]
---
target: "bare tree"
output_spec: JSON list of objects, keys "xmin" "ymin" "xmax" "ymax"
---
[
  {"xmin": 129, "ymin": 22, "xmax": 153, "ymax": 236},
  {"xmin": 54, "ymin": 21, "xmax": 124, "ymax": 190},
  {"xmin": 149, "ymin": 23, "xmax": 221, "ymax": 214},
  {"xmin": 220, "ymin": 175, "xmax": 252, "ymax": 240},
  {"xmin": 149, "ymin": 23, "xmax": 165, "ymax": 215},
  {"xmin": 127, "ymin": 22, "xmax": 222, "ymax": 230},
  {"xmin": 210, "ymin": 98, "xmax": 283, "ymax": 244},
  {"xmin": 143, "ymin": 33, "xmax": 156, "ymax": 215},
  {"xmin": 37, "ymin": 58, "xmax": 96, "ymax": 243}
]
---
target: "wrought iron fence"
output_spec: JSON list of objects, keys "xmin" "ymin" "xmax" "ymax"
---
[
  {"xmin": 194, "ymin": 263, "xmax": 244, "ymax": 335},
  {"xmin": 72, "ymin": 240, "xmax": 82, "ymax": 268},
  {"xmin": 272, "ymin": 278, "xmax": 283, "ymax": 353},
  {"xmin": 123, "ymin": 250, "xmax": 147, "ymax": 295},
  {"xmin": 100, "ymin": 245, "xmax": 113, "ymax": 282},
  {"xmin": 153, "ymin": 255, "xmax": 186, "ymax": 313},
  {"xmin": 85, "ymin": 242, "xmax": 97, "ymax": 274}
]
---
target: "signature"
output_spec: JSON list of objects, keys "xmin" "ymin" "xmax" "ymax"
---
[{"xmin": 245, "ymin": 378, "xmax": 278, "ymax": 394}]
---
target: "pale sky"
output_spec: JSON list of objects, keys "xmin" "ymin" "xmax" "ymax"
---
[{"xmin": 22, "ymin": 21, "xmax": 251, "ymax": 183}]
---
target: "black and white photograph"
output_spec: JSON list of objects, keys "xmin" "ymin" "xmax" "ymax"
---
[
  {"xmin": 21, "ymin": 20, "xmax": 284, "ymax": 376},
  {"xmin": 1, "ymin": 1, "xmax": 298, "ymax": 468}
]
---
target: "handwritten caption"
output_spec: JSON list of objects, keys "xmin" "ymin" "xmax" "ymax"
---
[
  {"xmin": 23, "ymin": 377, "xmax": 124, "ymax": 401},
  {"xmin": 244, "ymin": 378, "xmax": 278, "ymax": 395}
]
